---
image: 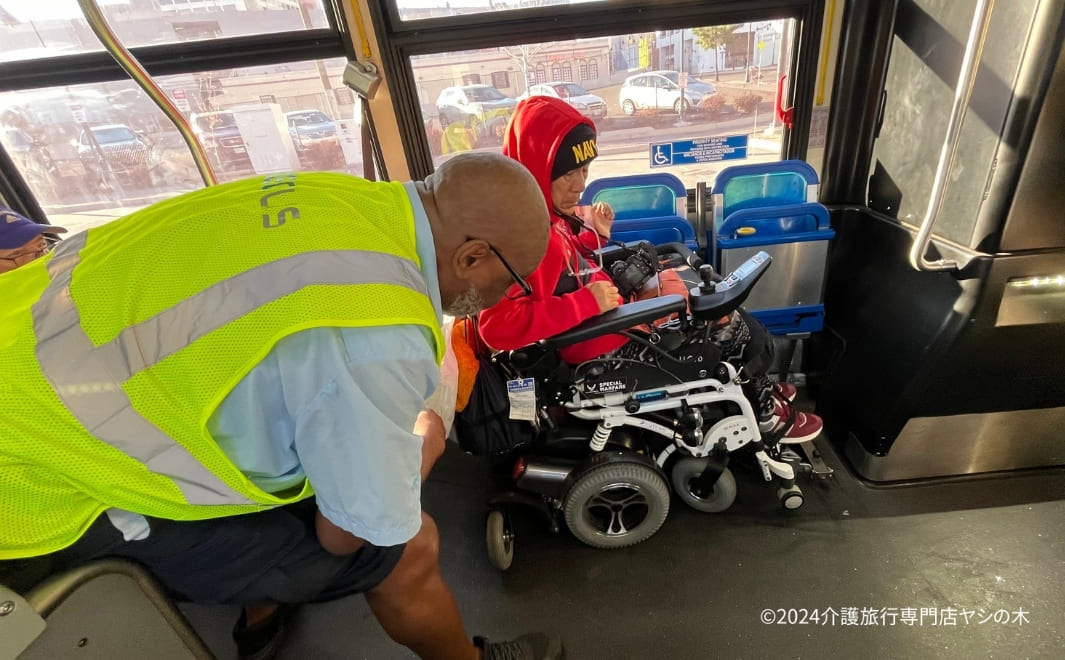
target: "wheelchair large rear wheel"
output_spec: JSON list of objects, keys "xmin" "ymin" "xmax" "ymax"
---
[
  {"xmin": 563, "ymin": 462, "xmax": 670, "ymax": 549},
  {"xmin": 670, "ymin": 458, "xmax": 737, "ymax": 513}
]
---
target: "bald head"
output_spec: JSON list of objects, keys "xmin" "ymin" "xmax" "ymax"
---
[
  {"xmin": 424, "ymin": 152, "xmax": 548, "ymax": 272},
  {"xmin": 419, "ymin": 153, "xmax": 550, "ymax": 316}
]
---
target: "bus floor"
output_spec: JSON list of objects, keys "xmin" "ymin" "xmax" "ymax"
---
[{"xmin": 181, "ymin": 436, "xmax": 1065, "ymax": 660}]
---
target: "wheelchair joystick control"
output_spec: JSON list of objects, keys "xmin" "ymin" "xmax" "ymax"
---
[{"xmin": 698, "ymin": 264, "xmax": 718, "ymax": 291}]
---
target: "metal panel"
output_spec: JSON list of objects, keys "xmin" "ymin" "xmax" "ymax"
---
[
  {"xmin": 720, "ymin": 240, "xmax": 828, "ymax": 311},
  {"xmin": 999, "ymin": 40, "xmax": 1065, "ymax": 251},
  {"xmin": 845, "ymin": 406, "xmax": 1065, "ymax": 482},
  {"xmin": 996, "ymin": 277, "xmax": 1065, "ymax": 327}
]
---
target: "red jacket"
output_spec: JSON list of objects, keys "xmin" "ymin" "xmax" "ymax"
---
[{"xmin": 478, "ymin": 96, "xmax": 626, "ymax": 363}]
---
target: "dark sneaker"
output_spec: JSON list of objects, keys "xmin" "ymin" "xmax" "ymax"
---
[
  {"xmin": 232, "ymin": 604, "xmax": 296, "ymax": 660},
  {"xmin": 773, "ymin": 381, "xmax": 797, "ymax": 403},
  {"xmin": 475, "ymin": 632, "xmax": 565, "ymax": 660}
]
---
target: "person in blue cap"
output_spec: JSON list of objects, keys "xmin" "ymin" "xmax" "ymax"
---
[{"xmin": 0, "ymin": 207, "xmax": 67, "ymax": 275}]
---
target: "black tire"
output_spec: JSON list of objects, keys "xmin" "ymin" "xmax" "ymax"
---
[
  {"xmin": 485, "ymin": 510, "xmax": 514, "ymax": 570},
  {"xmin": 563, "ymin": 462, "xmax": 670, "ymax": 549},
  {"xmin": 673, "ymin": 98, "xmax": 690, "ymax": 114},
  {"xmin": 621, "ymin": 99, "xmax": 636, "ymax": 116},
  {"xmin": 670, "ymin": 458, "xmax": 737, "ymax": 513}
]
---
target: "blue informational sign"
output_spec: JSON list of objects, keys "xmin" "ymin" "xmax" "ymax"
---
[{"xmin": 649, "ymin": 134, "xmax": 749, "ymax": 167}]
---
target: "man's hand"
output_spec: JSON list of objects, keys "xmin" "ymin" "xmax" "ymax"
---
[
  {"xmin": 415, "ymin": 409, "xmax": 446, "ymax": 482},
  {"xmin": 589, "ymin": 201, "xmax": 615, "ymax": 238},
  {"xmin": 588, "ymin": 280, "xmax": 621, "ymax": 313}
]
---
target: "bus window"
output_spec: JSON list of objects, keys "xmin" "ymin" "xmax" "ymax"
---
[
  {"xmin": 869, "ymin": 0, "xmax": 1040, "ymax": 249},
  {"xmin": 0, "ymin": 0, "xmax": 331, "ymax": 62},
  {"xmin": 411, "ymin": 21, "xmax": 796, "ymax": 185},
  {"xmin": 0, "ymin": 58, "xmax": 364, "ymax": 235},
  {"xmin": 394, "ymin": 0, "xmax": 603, "ymax": 22}
]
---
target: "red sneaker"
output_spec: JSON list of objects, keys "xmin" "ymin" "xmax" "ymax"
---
[
  {"xmin": 773, "ymin": 382, "xmax": 797, "ymax": 403},
  {"xmin": 776, "ymin": 410, "xmax": 823, "ymax": 444}
]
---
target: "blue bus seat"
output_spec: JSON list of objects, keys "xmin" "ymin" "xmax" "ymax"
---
[
  {"xmin": 708, "ymin": 161, "xmax": 833, "ymax": 335},
  {"xmin": 580, "ymin": 173, "xmax": 697, "ymax": 251}
]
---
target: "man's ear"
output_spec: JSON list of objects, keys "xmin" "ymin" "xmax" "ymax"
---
[{"xmin": 451, "ymin": 239, "xmax": 492, "ymax": 279}]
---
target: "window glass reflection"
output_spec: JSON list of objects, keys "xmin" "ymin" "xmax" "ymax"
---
[
  {"xmin": 413, "ymin": 22, "xmax": 794, "ymax": 187},
  {"xmin": 0, "ymin": 57, "xmax": 364, "ymax": 233},
  {"xmin": 394, "ymin": 0, "xmax": 604, "ymax": 22},
  {"xmin": 1, "ymin": 0, "xmax": 330, "ymax": 63}
]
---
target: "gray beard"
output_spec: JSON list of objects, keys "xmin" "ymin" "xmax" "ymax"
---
[{"xmin": 443, "ymin": 282, "xmax": 487, "ymax": 317}]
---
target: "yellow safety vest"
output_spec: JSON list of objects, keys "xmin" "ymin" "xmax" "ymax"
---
[{"xmin": 0, "ymin": 172, "xmax": 443, "ymax": 559}]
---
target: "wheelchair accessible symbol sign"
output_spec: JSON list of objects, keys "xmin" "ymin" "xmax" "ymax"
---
[
  {"xmin": 650, "ymin": 134, "xmax": 748, "ymax": 168},
  {"xmin": 507, "ymin": 378, "xmax": 537, "ymax": 422}
]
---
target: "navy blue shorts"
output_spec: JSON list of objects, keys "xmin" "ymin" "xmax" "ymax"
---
[{"xmin": 38, "ymin": 499, "xmax": 405, "ymax": 605}]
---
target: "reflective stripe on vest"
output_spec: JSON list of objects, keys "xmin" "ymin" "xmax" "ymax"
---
[{"xmin": 34, "ymin": 231, "xmax": 429, "ymax": 507}]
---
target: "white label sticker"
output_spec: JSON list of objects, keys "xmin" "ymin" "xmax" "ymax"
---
[{"xmin": 507, "ymin": 378, "xmax": 537, "ymax": 422}]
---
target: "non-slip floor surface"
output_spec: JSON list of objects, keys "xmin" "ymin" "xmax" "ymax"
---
[{"xmin": 181, "ymin": 436, "xmax": 1065, "ymax": 660}]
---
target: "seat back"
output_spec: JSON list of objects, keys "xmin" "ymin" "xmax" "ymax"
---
[
  {"xmin": 580, "ymin": 173, "xmax": 696, "ymax": 250},
  {"xmin": 4, "ymin": 559, "xmax": 215, "ymax": 660},
  {"xmin": 708, "ymin": 160, "xmax": 833, "ymax": 335}
]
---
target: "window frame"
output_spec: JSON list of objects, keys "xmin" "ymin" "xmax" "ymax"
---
[
  {"xmin": 0, "ymin": 2, "xmax": 354, "ymax": 214},
  {"xmin": 372, "ymin": 0, "xmax": 825, "ymax": 179}
]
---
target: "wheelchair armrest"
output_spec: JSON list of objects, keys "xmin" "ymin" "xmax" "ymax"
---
[
  {"xmin": 655, "ymin": 241, "xmax": 704, "ymax": 269},
  {"xmin": 689, "ymin": 251, "xmax": 771, "ymax": 320},
  {"xmin": 542, "ymin": 294, "xmax": 687, "ymax": 349}
]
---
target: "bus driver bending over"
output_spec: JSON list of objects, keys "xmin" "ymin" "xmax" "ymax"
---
[{"xmin": 0, "ymin": 153, "xmax": 565, "ymax": 660}]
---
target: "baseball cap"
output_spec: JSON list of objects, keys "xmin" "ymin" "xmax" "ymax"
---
[{"xmin": 0, "ymin": 207, "xmax": 67, "ymax": 250}]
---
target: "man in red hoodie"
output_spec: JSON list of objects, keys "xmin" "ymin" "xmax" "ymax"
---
[
  {"xmin": 479, "ymin": 96, "xmax": 822, "ymax": 442},
  {"xmin": 478, "ymin": 97, "xmax": 625, "ymax": 364}
]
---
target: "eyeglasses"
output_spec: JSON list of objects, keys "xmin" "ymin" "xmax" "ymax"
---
[{"xmin": 488, "ymin": 244, "xmax": 534, "ymax": 300}]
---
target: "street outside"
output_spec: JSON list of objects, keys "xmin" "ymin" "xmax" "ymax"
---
[
  {"xmin": 437, "ymin": 70, "xmax": 786, "ymax": 184},
  {"xmin": 48, "ymin": 72, "xmax": 785, "ymax": 234}
]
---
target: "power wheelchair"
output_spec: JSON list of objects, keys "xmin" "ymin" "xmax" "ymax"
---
[{"xmin": 458, "ymin": 249, "xmax": 815, "ymax": 571}]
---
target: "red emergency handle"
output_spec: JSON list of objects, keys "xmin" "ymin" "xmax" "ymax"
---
[{"xmin": 776, "ymin": 74, "xmax": 794, "ymax": 130}]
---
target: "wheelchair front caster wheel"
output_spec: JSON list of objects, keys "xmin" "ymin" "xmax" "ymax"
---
[
  {"xmin": 485, "ymin": 509, "xmax": 515, "ymax": 571},
  {"xmin": 777, "ymin": 485, "xmax": 804, "ymax": 511},
  {"xmin": 670, "ymin": 458, "xmax": 737, "ymax": 513}
]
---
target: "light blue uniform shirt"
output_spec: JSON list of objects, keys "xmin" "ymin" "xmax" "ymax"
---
[{"xmin": 206, "ymin": 182, "xmax": 442, "ymax": 547}]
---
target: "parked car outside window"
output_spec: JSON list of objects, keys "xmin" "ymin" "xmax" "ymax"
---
[
  {"xmin": 520, "ymin": 82, "xmax": 607, "ymax": 119},
  {"xmin": 76, "ymin": 123, "xmax": 153, "ymax": 187},
  {"xmin": 435, "ymin": 84, "xmax": 516, "ymax": 143},
  {"xmin": 618, "ymin": 71, "xmax": 717, "ymax": 115},
  {"xmin": 190, "ymin": 111, "xmax": 252, "ymax": 174},
  {"xmin": 284, "ymin": 109, "xmax": 344, "ymax": 169}
]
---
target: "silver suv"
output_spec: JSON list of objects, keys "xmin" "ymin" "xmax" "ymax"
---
[
  {"xmin": 435, "ymin": 84, "xmax": 516, "ymax": 140},
  {"xmin": 618, "ymin": 71, "xmax": 717, "ymax": 115}
]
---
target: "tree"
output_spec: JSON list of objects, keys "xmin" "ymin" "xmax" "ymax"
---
[
  {"xmin": 692, "ymin": 24, "xmax": 738, "ymax": 82},
  {"xmin": 499, "ymin": 43, "xmax": 547, "ymax": 94}
]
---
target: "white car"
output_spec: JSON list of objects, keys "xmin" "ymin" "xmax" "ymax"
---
[
  {"xmin": 618, "ymin": 71, "xmax": 717, "ymax": 115},
  {"xmin": 520, "ymin": 82, "xmax": 607, "ymax": 119}
]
